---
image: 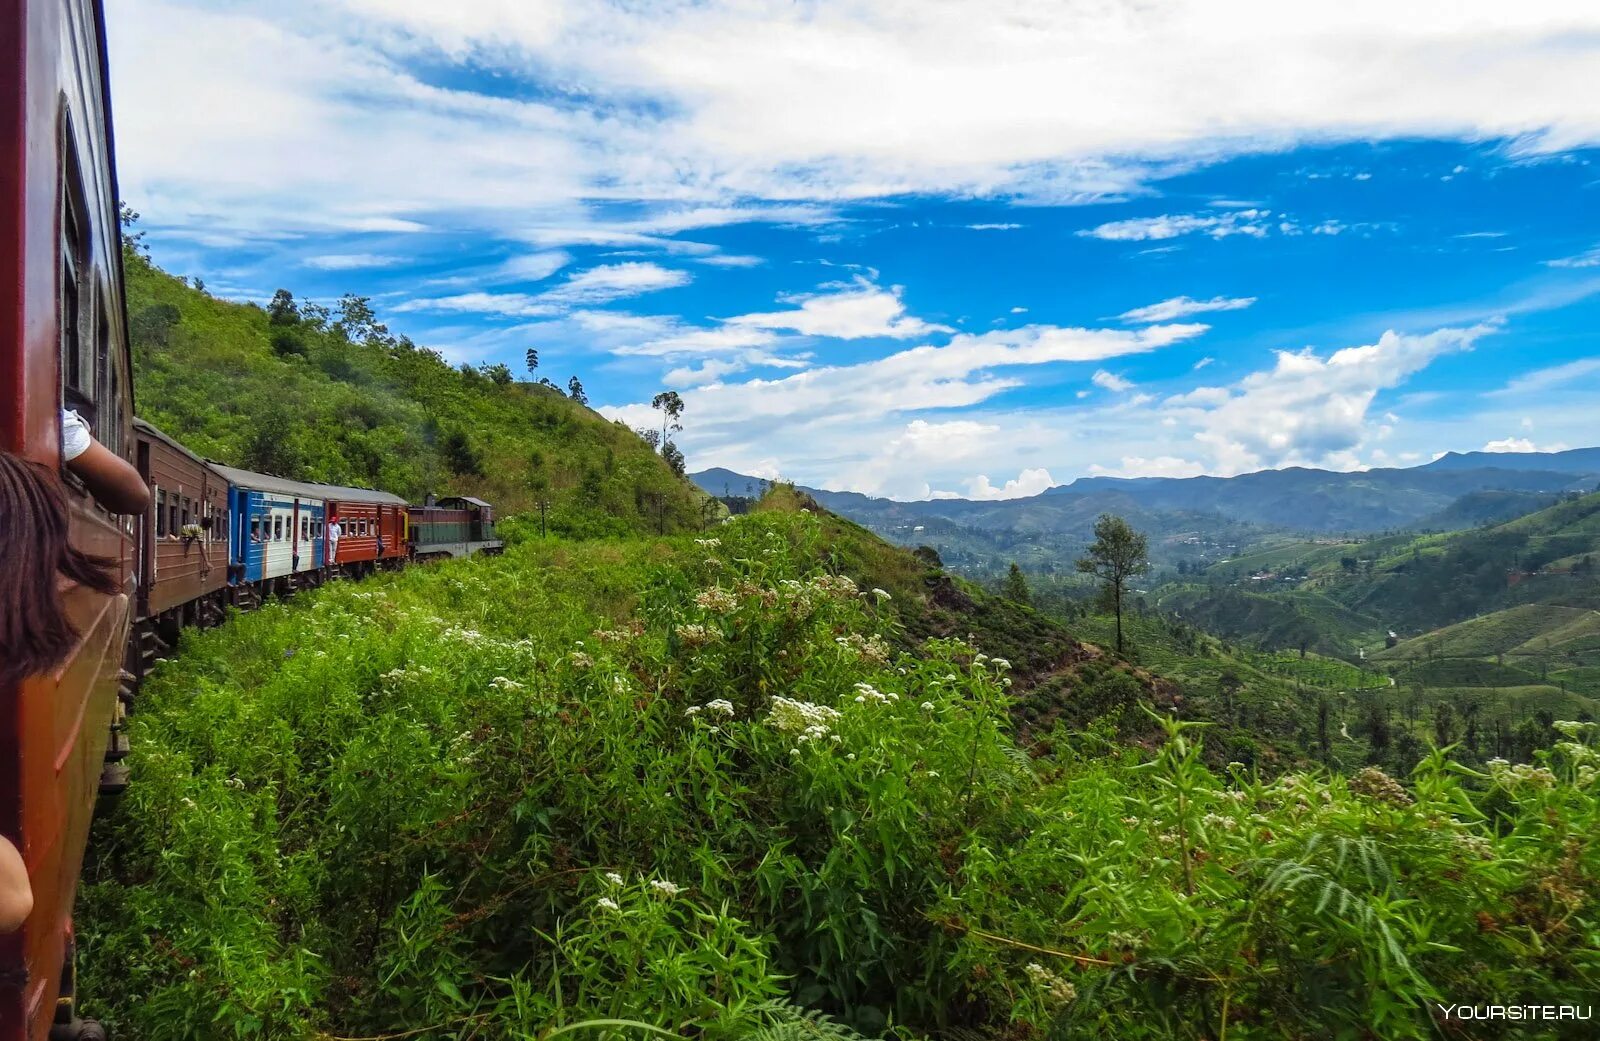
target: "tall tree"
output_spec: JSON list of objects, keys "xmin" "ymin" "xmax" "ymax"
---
[
  {"xmin": 1002, "ymin": 562, "xmax": 1031, "ymax": 604},
  {"xmin": 525, "ymin": 348, "xmax": 539, "ymax": 379},
  {"xmin": 651, "ymin": 391, "xmax": 685, "ymax": 448},
  {"xmin": 267, "ymin": 289, "xmax": 299, "ymax": 326},
  {"xmin": 1075, "ymin": 513, "xmax": 1149, "ymax": 656},
  {"xmin": 567, "ymin": 376, "xmax": 588, "ymax": 405}
]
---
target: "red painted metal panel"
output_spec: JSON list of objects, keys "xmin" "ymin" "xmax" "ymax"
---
[{"xmin": 0, "ymin": 0, "xmax": 134, "ymax": 1037}]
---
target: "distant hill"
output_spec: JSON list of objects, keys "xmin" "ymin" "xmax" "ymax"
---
[
  {"xmin": 1164, "ymin": 490, "xmax": 1600, "ymax": 662},
  {"xmin": 1421, "ymin": 447, "xmax": 1600, "ymax": 474},
  {"xmin": 127, "ymin": 246, "xmax": 706, "ymax": 536}
]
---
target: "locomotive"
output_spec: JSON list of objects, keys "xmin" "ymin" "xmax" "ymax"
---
[{"xmin": 1, "ymin": 3, "xmax": 500, "ymax": 1037}]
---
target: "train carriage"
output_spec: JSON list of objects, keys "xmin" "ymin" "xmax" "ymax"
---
[
  {"xmin": 325, "ymin": 489, "xmax": 408, "ymax": 576},
  {"xmin": 1, "ymin": 0, "xmax": 134, "ymax": 1035},
  {"xmin": 210, "ymin": 465, "xmax": 329, "ymax": 595},
  {"xmin": 132, "ymin": 418, "xmax": 228, "ymax": 634}
]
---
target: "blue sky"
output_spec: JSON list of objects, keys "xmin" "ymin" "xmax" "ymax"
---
[{"xmin": 107, "ymin": 1, "xmax": 1600, "ymax": 499}]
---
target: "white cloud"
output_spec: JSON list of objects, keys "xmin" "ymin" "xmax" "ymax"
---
[
  {"xmin": 959, "ymin": 468, "xmax": 1058, "ymax": 500},
  {"xmin": 1119, "ymin": 294, "xmax": 1257, "ymax": 323},
  {"xmin": 726, "ymin": 279, "xmax": 951, "ymax": 339},
  {"xmin": 1088, "ymin": 455, "xmax": 1208, "ymax": 479},
  {"xmin": 304, "ymin": 253, "xmax": 404, "ymax": 270},
  {"xmin": 1488, "ymin": 356, "xmax": 1600, "ymax": 397},
  {"xmin": 696, "ymin": 254, "xmax": 765, "ymax": 267},
  {"xmin": 1092, "ymin": 369, "xmax": 1134, "ymax": 392},
  {"xmin": 1010, "ymin": 306, "xmax": 1028, "ymax": 314},
  {"xmin": 397, "ymin": 262, "xmax": 690, "ymax": 316},
  {"xmin": 1546, "ymin": 245, "xmax": 1600, "ymax": 268},
  {"xmin": 1156, "ymin": 325, "xmax": 1495, "ymax": 474},
  {"xmin": 1483, "ymin": 436, "xmax": 1570, "ymax": 453},
  {"xmin": 109, "ymin": 0, "xmax": 1600, "ymax": 245},
  {"xmin": 1081, "ymin": 210, "xmax": 1274, "ymax": 242},
  {"xmin": 497, "ymin": 251, "xmax": 571, "ymax": 282},
  {"xmin": 1192, "ymin": 356, "xmax": 1215, "ymax": 370},
  {"xmin": 967, "ymin": 223, "xmax": 1022, "ymax": 231}
]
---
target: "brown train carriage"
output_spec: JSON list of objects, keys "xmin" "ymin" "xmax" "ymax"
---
[
  {"xmin": 1, "ymin": 0, "xmax": 134, "ymax": 1037},
  {"xmin": 132, "ymin": 418, "xmax": 229, "ymax": 655}
]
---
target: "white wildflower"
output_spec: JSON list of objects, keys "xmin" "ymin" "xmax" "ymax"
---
[
  {"xmin": 597, "ymin": 897, "xmax": 620, "ymax": 912},
  {"xmin": 649, "ymin": 880, "xmax": 684, "ymax": 897},
  {"xmin": 604, "ymin": 872, "xmax": 625, "ymax": 886}
]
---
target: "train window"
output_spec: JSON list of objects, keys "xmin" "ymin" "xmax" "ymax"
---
[
  {"xmin": 168, "ymin": 499, "xmax": 180, "ymax": 538},
  {"xmin": 250, "ymin": 515, "xmax": 260, "ymax": 542},
  {"xmin": 300, "ymin": 516, "xmax": 309, "ymax": 541},
  {"xmin": 58, "ymin": 115, "xmax": 96, "ymax": 421},
  {"xmin": 155, "ymin": 488, "xmax": 167, "ymax": 538},
  {"xmin": 181, "ymin": 497, "xmax": 191, "ymax": 529}
]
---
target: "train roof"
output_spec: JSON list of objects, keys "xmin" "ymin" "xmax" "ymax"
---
[
  {"xmin": 208, "ymin": 463, "xmax": 408, "ymax": 505},
  {"xmin": 441, "ymin": 495, "xmax": 494, "ymax": 509},
  {"xmin": 133, "ymin": 416, "xmax": 216, "ymax": 468}
]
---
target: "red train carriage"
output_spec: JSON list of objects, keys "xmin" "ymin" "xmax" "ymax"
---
[
  {"xmin": 132, "ymin": 418, "xmax": 229, "ymax": 657},
  {"xmin": 1, "ymin": 0, "xmax": 133, "ymax": 1036},
  {"xmin": 325, "ymin": 490, "xmax": 408, "ymax": 576}
]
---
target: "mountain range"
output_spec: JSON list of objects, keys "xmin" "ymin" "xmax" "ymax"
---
[{"xmin": 692, "ymin": 453, "xmax": 1600, "ymax": 571}]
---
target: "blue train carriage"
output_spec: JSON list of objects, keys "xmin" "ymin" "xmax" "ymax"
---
[
  {"xmin": 410, "ymin": 494, "xmax": 504, "ymax": 560},
  {"xmin": 211, "ymin": 464, "xmax": 331, "ymax": 599}
]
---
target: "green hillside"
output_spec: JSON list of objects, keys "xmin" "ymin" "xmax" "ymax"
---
[
  {"xmin": 1166, "ymin": 491, "xmax": 1600, "ymax": 652},
  {"xmin": 125, "ymin": 241, "xmax": 705, "ymax": 536},
  {"xmin": 82, "ymin": 495, "xmax": 1600, "ymax": 1041}
]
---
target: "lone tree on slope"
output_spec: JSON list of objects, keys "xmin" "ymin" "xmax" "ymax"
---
[
  {"xmin": 568, "ymin": 376, "xmax": 588, "ymax": 405},
  {"xmin": 525, "ymin": 348, "xmax": 539, "ymax": 379},
  {"xmin": 1076, "ymin": 513, "xmax": 1149, "ymax": 657},
  {"xmin": 1003, "ymin": 562, "xmax": 1031, "ymax": 604},
  {"xmin": 651, "ymin": 390, "xmax": 685, "ymax": 447}
]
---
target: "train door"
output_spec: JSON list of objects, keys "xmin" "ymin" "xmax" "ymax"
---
[
  {"xmin": 135, "ymin": 440, "xmax": 153, "ymax": 616},
  {"xmin": 262, "ymin": 497, "xmax": 293, "ymax": 580}
]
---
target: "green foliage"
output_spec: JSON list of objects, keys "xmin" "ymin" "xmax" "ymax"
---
[
  {"xmin": 1002, "ymin": 562, "xmax": 1031, "ymax": 605},
  {"xmin": 123, "ymin": 251, "xmax": 705, "ymax": 534},
  {"xmin": 81, "ymin": 509, "xmax": 1600, "ymax": 1040}
]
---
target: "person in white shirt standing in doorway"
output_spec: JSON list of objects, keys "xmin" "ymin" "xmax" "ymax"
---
[{"xmin": 326, "ymin": 512, "xmax": 341, "ymax": 567}]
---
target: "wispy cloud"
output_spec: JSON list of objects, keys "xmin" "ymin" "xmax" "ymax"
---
[
  {"xmin": 1546, "ymin": 245, "xmax": 1600, "ymax": 268},
  {"xmin": 304, "ymin": 253, "xmax": 405, "ymax": 270},
  {"xmin": 1119, "ymin": 295, "xmax": 1256, "ymax": 323},
  {"xmin": 397, "ymin": 262, "xmax": 690, "ymax": 317},
  {"xmin": 1081, "ymin": 210, "xmax": 1275, "ymax": 242}
]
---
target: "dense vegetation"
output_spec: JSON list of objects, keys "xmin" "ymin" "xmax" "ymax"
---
[
  {"xmin": 84, "ymin": 499, "xmax": 1600, "ymax": 1040},
  {"xmin": 124, "ymin": 229, "xmax": 705, "ymax": 536}
]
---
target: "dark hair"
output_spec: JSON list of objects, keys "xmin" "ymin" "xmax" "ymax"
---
[{"xmin": 0, "ymin": 454, "xmax": 119, "ymax": 690}]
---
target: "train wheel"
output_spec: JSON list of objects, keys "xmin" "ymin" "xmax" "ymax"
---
[{"xmin": 50, "ymin": 933, "xmax": 110, "ymax": 1039}]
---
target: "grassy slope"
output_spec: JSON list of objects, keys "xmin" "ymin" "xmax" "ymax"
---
[
  {"xmin": 126, "ymin": 251, "xmax": 706, "ymax": 535},
  {"xmin": 81, "ymin": 496, "xmax": 1600, "ymax": 1041}
]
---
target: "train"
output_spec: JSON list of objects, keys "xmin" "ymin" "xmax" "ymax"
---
[{"xmin": 0, "ymin": 3, "xmax": 501, "ymax": 1038}]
